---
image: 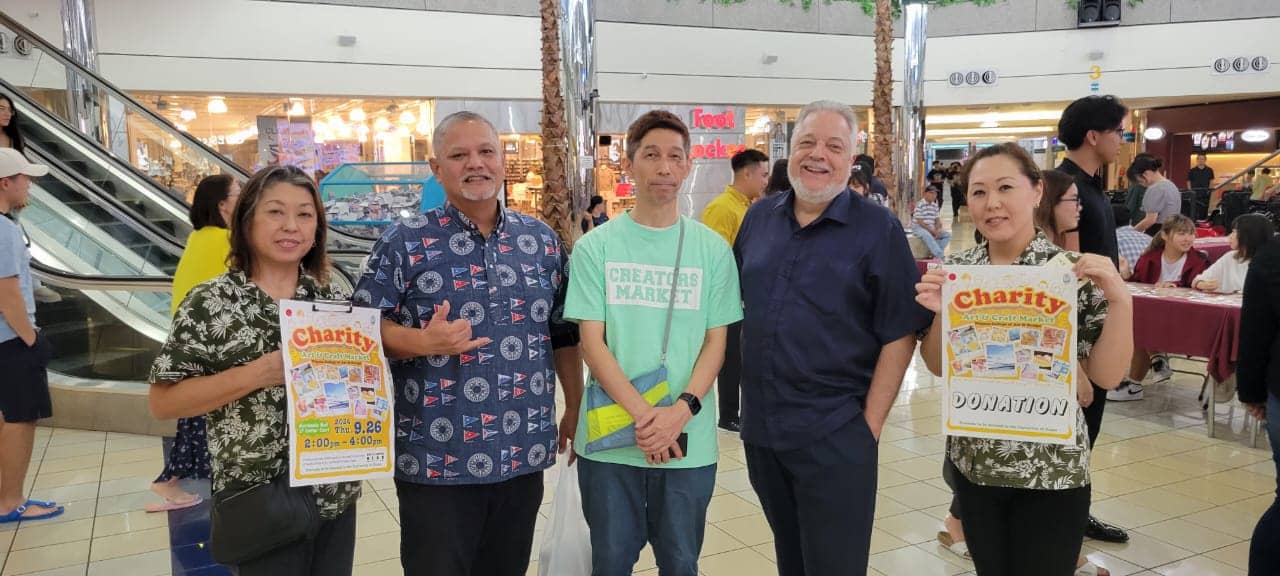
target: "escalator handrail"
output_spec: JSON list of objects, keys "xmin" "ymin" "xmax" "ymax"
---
[
  {"xmin": 31, "ymin": 260, "xmax": 172, "ymax": 291},
  {"xmin": 1211, "ymin": 149, "xmax": 1280, "ymax": 196},
  {"xmin": 0, "ymin": 11, "xmax": 250, "ymax": 181},
  {"xmin": 0, "ymin": 77, "xmax": 197, "ymax": 211},
  {"xmin": 0, "ymin": 77, "xmax": 372, "ymax": 251},
  {"xmin": 25, "ymin": 142, "xmax": 186, "ymax": 258}
]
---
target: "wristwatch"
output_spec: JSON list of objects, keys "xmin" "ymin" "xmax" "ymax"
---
[{"xmin": 678, "ymin": 393, "xmax": 702, "ymax": 416}]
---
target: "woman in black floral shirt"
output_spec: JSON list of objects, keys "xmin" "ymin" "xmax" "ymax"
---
[
  {"xmin": 915, "ymin": 143, "xmax": 1133, "ymax": 576},
  {"xmin": 148, "ymin": 166, "xmax": 360, "ymax": 575}
]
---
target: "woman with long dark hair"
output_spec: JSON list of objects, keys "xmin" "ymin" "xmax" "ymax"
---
[
  {"xmin": 145, "ymin": 173, "xmax": 241, "ymax": 512},
  {"xmin": 148, "ymin": 166, "xmax": 359, "ymax": 574},
  {"xmin": 917, "ymin": 143, "xmax": 1132, "ymax": 576},
  {"xmin": 765, "ymin": 158, "xmax": 790, "ymax": 195},
  {"xmin": 1192, "ymin": 213, "xmax": 1275, "ymax": 294},
  {"xmin": 0, "ymin": 95, "xmax": 25, "ymax": 153}
]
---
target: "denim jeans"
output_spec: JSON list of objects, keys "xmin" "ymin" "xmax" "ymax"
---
[
  {"xmin": 913, "ymin": 224, "xmax": 952, "ymax": 260},
  {"xmin": 577, "ymin": 459, "xmax": 716, "ymax": 576},
  {"xmin": 1249, "ymin": 392, "xmax": 1280, "ymax": 574}
]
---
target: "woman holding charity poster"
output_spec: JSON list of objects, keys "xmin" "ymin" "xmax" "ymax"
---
[
  {"xmin": 915, "ymin": 143, "xmax": 1133, "ymax": 576},
  {"xmin": 147, "ymin": 166, "xmax": 360, "ymax": 575}
]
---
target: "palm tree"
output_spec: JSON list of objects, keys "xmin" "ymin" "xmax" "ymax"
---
[
  {"xmin": 539, "ymin": 0, "xmax": 574, "ymax": 247},
  {"xmin": 872, "ymin": 0, "xmax": 896, "ymax": 202}
]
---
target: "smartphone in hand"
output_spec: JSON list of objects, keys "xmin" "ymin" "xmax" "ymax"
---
[{"xmin": 669, "ymin": 433, "xmax": 688, "ymax": 459}]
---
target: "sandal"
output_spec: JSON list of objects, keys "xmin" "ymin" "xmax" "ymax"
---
[
  {"xmin": 1075, "ymin": 560, "xmax": 1110, "ymax": 576},
  {"xmin": 0, "ymin": 501, "xmax": 65, "ymax": 523},
  {"xmin": 144, "ymin": 495, "xmax": 203, "ymax": 513},
  {"xmin": 936, "ymin": 530, "xmax": 971, "ymax": 560}
]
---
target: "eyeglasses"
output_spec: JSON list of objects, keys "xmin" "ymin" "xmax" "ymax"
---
[{"xmin": 1057, "ymin": 196, "xmax": 1081, "ymax": 205}]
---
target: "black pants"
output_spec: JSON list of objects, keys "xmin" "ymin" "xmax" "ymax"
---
[
  {"xmin": 233, "ymin": 505, "xmax": 357, "ymax": 576},
  {"xmin": 745, "ymin": 413, "xmax": 878, "ymax": 576},
  {"xmin": 396, "ymin": 472, "xmax": 543, "ymax": 576},
  {"xmin": 718, "ymin": 322, "xmax": 742, "ymax": 424},
  {"xmin": 949, "ymin": 460, "xmax": 1090, "ymax": 576},
  {"xmin": 947, "ymin": 392, "xmax": 1105, "ymax": 521}
]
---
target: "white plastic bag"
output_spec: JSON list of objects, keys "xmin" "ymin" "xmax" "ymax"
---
[{"xmin": 538, "ymin": 461, "xmax": 592, "ymax": 576}]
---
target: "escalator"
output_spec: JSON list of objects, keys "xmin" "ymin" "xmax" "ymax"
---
[{"xmin": 0, "ymin": 10, "xmax": 372, "ymax": 251}]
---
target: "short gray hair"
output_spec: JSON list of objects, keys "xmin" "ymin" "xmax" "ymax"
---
[
  {"xmin": 432, "ymin": 111, "xmax": 500, "ymax": 157},
  {"xmin": 792, "ymin": 100, "xmax": 859, "ymax": 149}
]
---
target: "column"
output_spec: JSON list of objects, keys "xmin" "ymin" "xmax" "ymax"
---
[
  {"xmin": 560, "ymin": 0, "xmax": 598, "ymax": 212},
  {"xmin": 60, "ymin": 0, "xmax": 106, "ymax": 146},
  {"xmin": 894, "ymin": 0, "xmax": 928, "ymax": 226}
]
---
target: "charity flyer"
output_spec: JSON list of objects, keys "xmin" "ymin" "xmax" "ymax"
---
[
  {"xmin": 941, "ymin": 261, "xmax": 1079, "ymax": 445},
  {"xmin": 280, "ymin": 300, "xmax": 394, "ymax": 486}
]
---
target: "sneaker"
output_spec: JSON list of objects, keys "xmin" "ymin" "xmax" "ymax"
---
[
  {"xmin": 1107, "ymin": 380, "xmax": 1145, "ymax": 402},
  {"xmin": 1150, "ymin": 355, "xmax": 1172, "ymax": 383}
]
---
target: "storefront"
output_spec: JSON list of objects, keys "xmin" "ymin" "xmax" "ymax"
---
[
  {"xmin": 132, "ymin": 92, "xmax": 434, "ymax": 197},
  {"xmin": 1143, "ymin": 97, "xmax": 1280, "ymax": 190},
  {"xmin": 128, "ymin": 93, "xmax": 864, "ymax": 217}
]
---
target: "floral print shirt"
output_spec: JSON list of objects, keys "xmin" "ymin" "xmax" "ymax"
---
[
  {"xmin": 945, "ymin": 233, "xmax": 1109, "ymax": 490},
  {"xmin": 149, "ymin": 270, "xmax": 361, "ymax": 519}
]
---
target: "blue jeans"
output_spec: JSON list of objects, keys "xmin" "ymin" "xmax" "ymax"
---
[
  {"xmin": 577, "ymin": 459, "xmax": 716, "ymax": 576},
  {"xmin": 913, "ymin": 224, "xmax": 951, "ymax": 259},
  {"xmin": 1250, "ymin": 392, "xmax": 1280, "ymax": 574}
]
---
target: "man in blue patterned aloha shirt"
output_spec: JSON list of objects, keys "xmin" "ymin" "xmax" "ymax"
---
[{"xmin": 354, "ymin": 111, "xmax": 582, "ymax": 576}]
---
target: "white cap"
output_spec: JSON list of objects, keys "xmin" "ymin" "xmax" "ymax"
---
[{"xmin": 0, "ymin": 148, "xmax": 49, "ymax": 179}]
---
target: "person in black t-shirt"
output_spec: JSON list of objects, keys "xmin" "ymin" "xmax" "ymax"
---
[
  {"xmin": 1056, "ymin": 95, "xmax": 1132, "ymax": 547},
  {"xmin": 1188, "ymin": 153, "xmax": 1214, "ymax": 191}
]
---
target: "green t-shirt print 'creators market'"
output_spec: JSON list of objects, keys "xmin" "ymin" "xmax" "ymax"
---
[{"xmin": 564, "ymin": 213, "xmax": 743, "ymax": 469}]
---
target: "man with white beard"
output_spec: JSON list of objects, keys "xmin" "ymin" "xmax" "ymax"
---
[
  {"xmin": 355, "ymin": 111, "xmax": 583, "ymax": 576},
  {"xmin": 733, "ymin": 101, "xmax": 932, "ymax": 576}
]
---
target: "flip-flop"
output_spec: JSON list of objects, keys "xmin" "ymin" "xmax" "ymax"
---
[
  {"xmin": 24, "ymin": 499, "xmax": 57, "ymax": 508},
  {"xmin": 144, "ymin": 495, "xmax": 203, "ymax": 513},
  {"xmin": 1075, "ymin": 561, "xmax": 1110, "ymax": 576},
  {"xmin": 936, "ymin": 530, "xmax": 971, "ymax": 560},
  {"xmin": 0, "ymin": 502, "xmax": 65, "ymax": 523}
]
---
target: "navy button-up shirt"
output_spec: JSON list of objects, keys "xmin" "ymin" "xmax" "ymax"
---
[
  {"xmin": 734, "ymin": 190, "xmax": 932, "ymax": 451},
  {"xmin": 354, "ymin": 204, "xmax": 578, "ymax": 485}
]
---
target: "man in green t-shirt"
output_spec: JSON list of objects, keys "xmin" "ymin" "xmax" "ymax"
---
[{"xmin": 564, "ymin": 110, "xmax": 743, "ymax": 575}]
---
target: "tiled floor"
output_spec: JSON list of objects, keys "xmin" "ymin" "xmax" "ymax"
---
[
  {"xmin": 3, "ymin": 205, "xmax": 1271, "ymax": 575},
  {"xmin": 1, "ymin": 361, "xmax": 1271, "ymax": 576}
]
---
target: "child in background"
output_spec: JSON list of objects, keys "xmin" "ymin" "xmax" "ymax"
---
[{"xmin": 1193, "ymin": 214, "xmax": 1276, "ymax": 294}]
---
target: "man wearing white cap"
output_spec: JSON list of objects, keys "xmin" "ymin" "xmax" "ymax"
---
[{"xmin": 0, "ymin": 148, "xmax": 63, "ymax": 524}]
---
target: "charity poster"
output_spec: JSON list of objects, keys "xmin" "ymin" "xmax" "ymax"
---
[
  {"xmin": 280, "ymin": 300, "xmax": 395, "ymax": 486},
  {"xmin": 941, "ymin": 262, "xmax": 1079, "ymax": 445}
]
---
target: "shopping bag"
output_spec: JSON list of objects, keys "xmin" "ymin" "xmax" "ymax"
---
[{"xmin": 538, "ymin": 461, "xmax": 592, "ymax": 576}]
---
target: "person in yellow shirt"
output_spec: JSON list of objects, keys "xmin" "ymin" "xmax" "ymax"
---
[
  {"xmin": 1254, "ymin": 168, "xmax": 1275, "ymax": 201},
  {"xmin": 701, "ymin": 148, "xmax": 769, "ymax": 431},
  {"xmin": 147, "ymin": 173, "xmax": 239, "ymax": 512}
]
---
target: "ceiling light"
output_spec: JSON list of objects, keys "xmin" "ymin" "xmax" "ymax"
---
[
  {"xmin": 1241, "ymin": 129, "xmax": 1271, "ymax": 143},
  {"xmin": 395, "ymin": 125, "xmax": 411, "ymax": 137},
  {"xmin": 927, "ymin": 126, "xmax": 1055, "ymax": 137},
  {"xmin": 168, "ymin": 139, "xmax": 182, "ymax": 149},
  {"xmin": 399, "ymin": 110, "xmax": 415, "ymax": 125},
  {"xmin": 207, "ymin": 97, "xmax": 227, "ymax": 114},
  {"xmin": 980, "ymin": 118, "xmax": 1000, "ymax": 129},
  {"xmin": 926, "ymin": 110, "xmax": 1062, "ymax": 125},
  {"xmin": 349, "ymin": 108, "xmax": 366, "ymax": 122},
  {"xmin": 416, "ymin": 119, "xmax": 432, "ymax": 135},
  {"xmin": 1143, "ymin": 127, "xmax": 1166, "ymax": 140},
  {"xmin": 179, "ymin": 109, "xmax": 196, "ymax": 122},
  {"xmin": 288, "ymin": 99, "xmax": 306, "ymax": 117},
  {"xmin": 374, "ymin": 117, "xmax": 392, "ymax": 132},
  {"xmin": 327, "ymin": 115, "xmax": 343, "ymax": 128},
  {"xmin": 337, "ymin": 124, "xmax": 353, "ymax": 139}
]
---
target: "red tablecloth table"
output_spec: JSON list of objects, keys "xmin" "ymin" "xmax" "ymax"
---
[
  {"xmin": 1193, "ymin": 237, "xmax": 1232, "ymax": 263},
  {"xmin": 1128, "ymin": 284, "xmax": 1241, "ymax": 437}
]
